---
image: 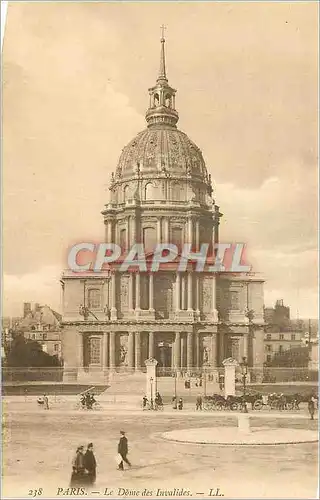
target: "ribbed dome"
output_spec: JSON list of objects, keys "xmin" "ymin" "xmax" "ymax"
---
[{"xmin": 115, "ymin": 126, "xmax": 209, "ymax": 182}]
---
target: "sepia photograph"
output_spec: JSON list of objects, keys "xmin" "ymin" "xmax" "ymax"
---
[{"xmin": 1, "ymin": 1, "xmax": 319, "ymax": 499}]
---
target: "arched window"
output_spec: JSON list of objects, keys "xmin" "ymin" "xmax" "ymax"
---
[
  {"xmin": 123, "ymin": 185, "xmax": 129, "ymax": 203},
  {"xmin": 89, "ymin": 337, "xmax": 101, "ymax": 365},
  {"xmin": 165, "ymin": 94, "xmax": 172, "ymax": 107},
  {"xmin": 88, "ymin": 288, "xmax": 101, "ymax": 309},
  {"xmin": 143, "ymin": 226, "xmax": 157, "ymax": 253},
  {"xmin": 145, "ymin": 182, "xmax": 153, "ymax": 200},
  {"xmin": 154, "ymin": 94, "xmax": 159, "ymax": 107}
]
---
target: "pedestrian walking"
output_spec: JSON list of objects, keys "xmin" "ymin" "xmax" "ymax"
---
[
  {"xmin": 172, "ymin": 396, "xmax": 177, "ymax": 410},
  {"xmin": 196, "ymin": 394, "xmax": 203, "ymax": 411},
  {"xmin": 70, "ymin": 446, "xmax": 86, "ymax": 486},
  {"xmin": 43, "ymin": 394, "xmax": 49, "ymax": 410},
  {"xmin": 84, "ymin": 443, "xmax": 97, "ymax": 484},
  {"xmin": 308, "ymin": 397, "xmax": 315, "ymax": 420},
  {"xmin": 178, "ymin": 397, "xmax": 183, "ymax": 410},
  {"xmin": 117, "ymin": 431, "xmax": 131, "ymax": 470}
]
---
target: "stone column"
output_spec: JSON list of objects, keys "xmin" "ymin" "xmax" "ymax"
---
[
  {"xmin": 188, "ymin": 217, "xmax": 193, "ymax": 245},
  {"xmin": 135, "ymin": 273, "xmax": 141, "ymax": 310},
  {"xmin": 149, "ymin": 273, "xmax": 154, "ymax": 311},
  {"xmin": 219, "ymin": 332, "xmax": 225, "ymax": 365},
  {"xmin": 130, "ymin": 216, "xmax": 136, "ymax": 246},
  {"xmin": 128, "ymin": 273, "xmax": 134, "ymax": 313},
  {"xmin": 211, "ymin": 333, "xmax": 217, "ymax": 368},
  {"xmin": 180, "ymin": 334, "xmax": 186, "ymax": 369},
  {"xmin": 174, "ymin": 331, "xmax": 181, "ymax": 369},
  {"xmin": 157, "ymin": 217, "xmax": 162, "ymax": 243},
  {"xmin": 196, "ymin": 332, "xmax": 200, "ymax": 369},
  {"xmin": 111, "ymin": 272, "xmax": 117, "ymax": 320},
  {"xmin": 148, "ymin": 331, "xmax": 154, "ymax": 358},
  {"xmin": 195, "ymin": 275, "xmax": 200, "ymax": 317},
  {"xmin": 175, "ymin": 273, "xmax": 181, "ymax": 311},
  {"xmin": 181, "ymin": 275, "xmax": 186, "ymax": 310},
  {"xmin": 126, "ymin": 217, "xmax": 130, "ymax": 251},
  {"xmin": 128, "ymin": 331, "xmax": 134, "ymax": 370},
  {"xmin": 63, "ymin": 328, "xmax": 79, "ymax": 382},
  {"xmin": 105, "ymin": 221, "xmax": 109, "ymax": 243},
  {"xmin": 102, "ymin": 332, "xmax": 109, "ymax": 368},
  {"xmin": 164, "ymin": 218, "xmax": 169, "ymax": 241},
  {"xmin": 109, "ymin": 331, "xmax": 116, "ymax": 370},
  {"xmin": 211, "ymin": 276, "xmax": 218, "ymax": 321},
  {"xmin": 187, "ymin": 331, "xmax": 193, "ymax": 370},
  {"xmin": 223, "ymin": 358, "xmax": 238, "ymax": 397},
  {"xmin": 195, "ymin": 220, "xmax": 200, "ymax": 250},
  {"xmin": 187, "ymin": 272, "xmax": 193, "ymax": 311},
  {"xmin": 135, "ymin": 331, "xmax": 141, "ymax": 371},
  {"xmin": 77, "ymin": 332, "xmax": 83, "ymax": 369}
]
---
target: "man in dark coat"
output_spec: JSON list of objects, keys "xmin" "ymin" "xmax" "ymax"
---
[
  {"xmin": 118, "ymin": 431, "xmax": 131, "ymax": 470},
  {"xmin": 84, "ymin": 443, "xmax": 97, "ymax": 484}
]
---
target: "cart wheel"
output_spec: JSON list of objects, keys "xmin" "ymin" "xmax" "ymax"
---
[
  {"xmin": 231, "ymin": 402, "xmax": 239, "ymax": 411},
  {"xmin": 254, "ymin": 400, "xmax": 263, "ymax": 410},
  {"xmin": 216, "ymin": 402, "xmax": 224, "ymax": 411}
]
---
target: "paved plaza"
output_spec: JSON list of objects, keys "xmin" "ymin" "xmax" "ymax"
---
[{"xmin": 2, "ymin": 400, "xmax": 319, "ymax": 499}]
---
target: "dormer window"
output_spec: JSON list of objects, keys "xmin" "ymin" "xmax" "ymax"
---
[
  {"xmin": 154, "ymin": 94, "xmax": 159, "ymax": 107},
  {"xmin": 165, "ymin": 94, "xmax": 172, "ymax": 108}
]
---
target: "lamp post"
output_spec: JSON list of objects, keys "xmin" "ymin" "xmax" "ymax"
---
[
  {"xmin": 150, "ymin": 377, "xmax": 154, "ymax": 409},
  {"xmin": 204, "ymin": 367, "xmax": 207, "ymax": 397},
  {"xmin": 174, "ymin": 371, "xmax": 177, "ymax": 399},
  {"xmin": 240, "ymin": 356, "xmax": 248, "ymax": 413}
]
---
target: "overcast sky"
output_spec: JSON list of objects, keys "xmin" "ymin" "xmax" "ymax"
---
[{"xmin": 2, "ymin": 1, "xmax": 318, "ymax": 318}]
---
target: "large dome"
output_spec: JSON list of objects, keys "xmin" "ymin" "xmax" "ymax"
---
[{"xmin": 115, "ymin": 126, "xmax": 209, "ymax": 182}]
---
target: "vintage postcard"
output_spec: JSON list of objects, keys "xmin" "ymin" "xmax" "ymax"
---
[{"xmin": 1, "ymin": 1, "xmax": 319, "ymax": 499}]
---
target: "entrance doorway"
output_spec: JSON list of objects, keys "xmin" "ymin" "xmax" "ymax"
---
[{"xmin": 155, "ymin": 341, "xmax": 172, "ymax": 375}]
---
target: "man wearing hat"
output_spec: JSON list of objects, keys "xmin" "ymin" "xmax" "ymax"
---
[
  {"xmin": 84, "ymin": 443, "xmax": 97, "ymax": 484},
  {"xmin": 117, "ymin": 431, "xmax": 131, "ymax": 470}
]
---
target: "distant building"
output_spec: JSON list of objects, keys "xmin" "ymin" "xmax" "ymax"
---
[
  {"xmin": 264, "ymin": 299, "xmax": 291, "ymax": 333},
  {"xmin": 264, "ymin": 330, "xmax": 305, "ymax": 364},
  {"xmin": 14, "ymin": 303, "xmax": 62, "ymax": 358}
]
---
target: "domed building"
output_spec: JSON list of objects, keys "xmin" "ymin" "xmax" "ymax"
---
[{"xmin": 61, "ymin": 36, "xmax": 265, "ymax": 382}]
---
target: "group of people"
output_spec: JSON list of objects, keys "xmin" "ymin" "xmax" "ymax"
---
[
  {"xmin": 142, "ymin": 392, "xmax": 163, "ymax": 410},
  {"xmin": 71, "ymin": 443, "xmax": 97, "ymax": 486},
  {"xmin": 172, "ymin": 396, "xmax": 183, "ymax": 410},
  {"xmin": 80, "ymin": 392, "xmax": 97, "ymax": 410},
  {"xmin": 37, "ymin": 394, "xmax": 49, "ymax": 410},
  {"xmin": 71, "ymin": 431, "xmax": 131, "ymax": 486}
]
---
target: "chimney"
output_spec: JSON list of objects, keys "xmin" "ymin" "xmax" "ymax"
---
[{"xmin": 23, "ymin": 303, "xmax": 31, "ymax": 318}]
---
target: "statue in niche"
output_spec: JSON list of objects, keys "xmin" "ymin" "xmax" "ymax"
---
[
  {"xmin": 203, "ymin": 346, "xmax": 209, "ymax": 364},
  {"xmin": 119, "ymin": 345, "xmax": 128, "ymax": 365}
]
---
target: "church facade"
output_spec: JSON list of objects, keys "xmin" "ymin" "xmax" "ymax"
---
[{"xmin": 61, "ymin": 36, "xmax": 265, "ymax": 382}]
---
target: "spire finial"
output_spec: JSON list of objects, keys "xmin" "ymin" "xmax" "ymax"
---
[{"xmin": 158, "ymin": 24, "xmax": 167, "ymax": 82}]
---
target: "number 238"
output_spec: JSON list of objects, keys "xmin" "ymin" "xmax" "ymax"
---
[{"xmin": 28, "ymin": 488, "xmax": 43, "ymax": 497}]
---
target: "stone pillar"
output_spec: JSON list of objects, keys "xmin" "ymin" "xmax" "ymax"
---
[
  {"xmin": 196, "ymin": 332, "xmax": 200, "ymax": 369},
  {"xmin": 164, "ymin": 218, "xmax": 169, "ymax": 241},
  {"xmin": 187, "ymin": 272, "xmax": 193, "ymax": 311},
  {"xmin": 126, "ymin": 217, "xmax": 130, "ymax": 251},
  {"xmin": 102, "ymin": 332, "xmax": 109, "ymax": 368},
  {"xmin": 111, "ymin": 272, "xmax": 117, "ymax": 320},
  {"xmin": 174, "ymin": 331, "xmax": 181, "ymax": 369},
  {"xmin": 181, "ymin": 275, "xmax": 186, "ymax": 310},
  {"xmin": 157, "ymin": 217, "xmax": 162, "ymax": 243},
  {"xmin": 148, "ymin": 331, "xmax": 154, "ymax": 359},
  {"xmin": 211, "ymin": 332, "xmax": 217, "ymax": 368},
  {"xmin": 109, "ymin": 331, "xmax": 116, "ymax": 370},
  {"xmin": 223, "ymin": 358, "xmax": 238, "ymax": 397},
  {"xmin": 187, "ymin": 331, "xmax": 193, "ymax": 370},
  {"xmin": 145, "ymin": 358, "xmax": 158, "ymax": 402},
  {"xmin": 149, "ymin": 273, "xmax": 154, "ymax": 311},
  {"xmin": 211, "ymin": 276, "xmax": 218, "ymax": 321},
  {"xmin": 219, "ymin": 332, "xmax": 225, "ymax": 365},
  {"xmin": 180, "ymin": 334, "xmax": 186, "ymax": 369},
  {"xmin": 175, "ymin": 273, "xmax": 181, "ymax": 311},
  {"xmin": 195, "ymin": 275, "xmax": 200, "ymax": 317},
  {"xmin": 128, "ymin": 273, "xmax": 134, "ymax": 313},
  {"xmin": 78, "ymin": 332, "xmax": 83, "ymax": 371},
  {"xmin": 130, "ymin": 216, "xmax": 136, "ymax": 246},
  {"xmin": 135, "ymin": 273, "xmax": 141, "ymax": 310},
  {"xmin": 188, "ymin": 217, "xmax": 193, "ymax": 245},
  {"xmin": 128, "ymin": 331, "xmax": 134, "ymax": 370},
  {"xmin": 135, "ymin": 331, "xmax": 141, "ymax": 371},
  {"xmin": 195, "ymin": 220, "xmax": 200, "ymax": 250}
]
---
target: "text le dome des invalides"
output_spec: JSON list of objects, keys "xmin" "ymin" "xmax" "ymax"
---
[{"xmin": 61, "ymin": 34, "xmax": 265, "ymax": 383}]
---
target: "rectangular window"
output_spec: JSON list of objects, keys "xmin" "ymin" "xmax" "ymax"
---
[
  {"xmin": 88, "ymin": 288, "xmax": 101, "ymax": 309},
  {"xmin": 54, "ymin": 344, "xmax": 59, "ymax": 352},
  {"xmin": 291, "ymin": 334, "xmax": 295, "ymax": 341},
  {"xmin": 266, "ymin": 355, "xmax": 272, "ymax": 363},
  {"xmin": 43, "ymin": 333, "xmax": 47, "ymax": 341},
  {"xmin": 266, "ymin": 344, "xmax": 272, "ymax": 352},
  {"xmin": 266, "ymin": 334, "xmax": 272, "ymax": 340},
  {"xmin": 89, "ymin": 337, "xmax": 101, "ymax": 365},
  {"xmin": 279, "ymin": 345, "xmax": 283, "ymax": 353},
  {"xmin": 279, "ymin": 334, "xmax": 284, "ymax": 340}
]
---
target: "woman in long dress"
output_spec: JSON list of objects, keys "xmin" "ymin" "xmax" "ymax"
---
[{"xmin": 70, "ymin": 446, "xmax": 86, "ymax": 486}]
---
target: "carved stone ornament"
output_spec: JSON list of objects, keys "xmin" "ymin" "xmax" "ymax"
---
[{"xmin": 222, "ymin": 357, "xmax": 239, "ymax": 367}]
